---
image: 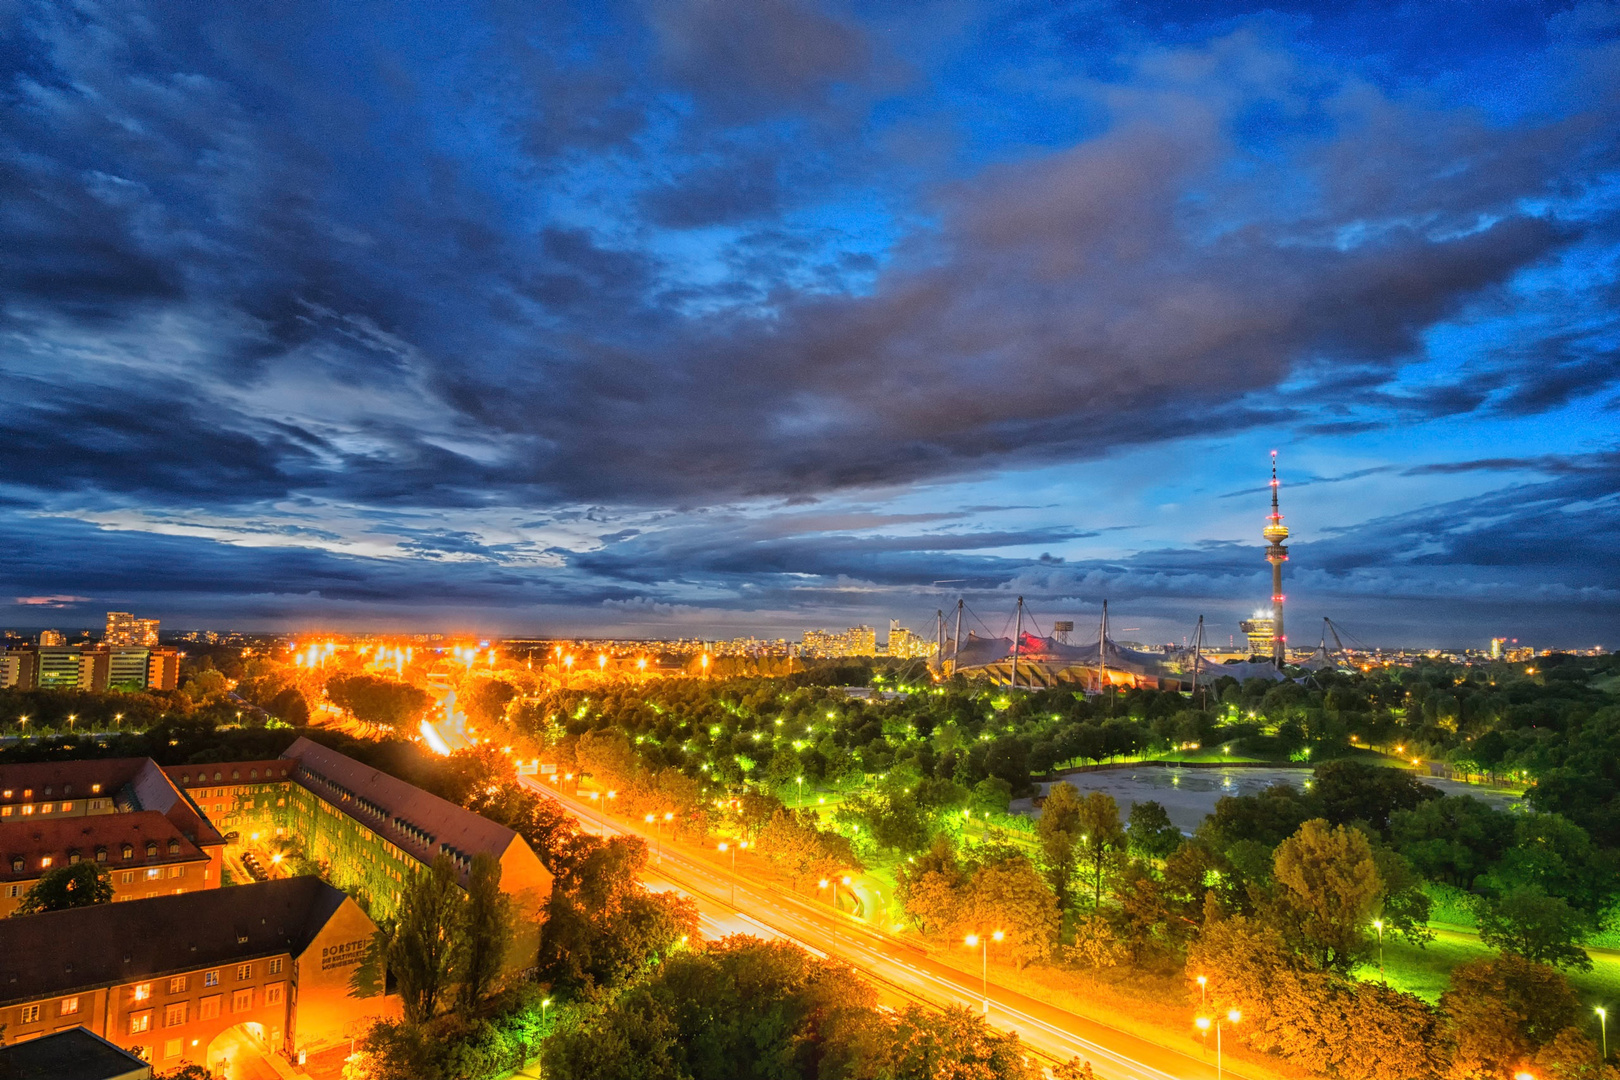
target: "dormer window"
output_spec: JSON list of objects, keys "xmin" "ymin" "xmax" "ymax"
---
[
  {"xmin": 231, "ymin": 770, "xmax": 240, "ymax": 780},
  {"xmin": 145, "ymin": 841, "xmax": 158, "ymax": 857},
  {"xmin": 62, "ymin": 784, "xmax": 72, "ymax": 796},
  {"xmin": 39, "ymin": 856, "xmax": 51, "ymax": 869},
  {"xmin": 121, "ymin": 844, "xmax": 134, "ymax": 860},
  {"xmin": 10, "ymin": 858, "xmax": 22, "ymax": 873},
  {"xmin": 90, "ymin": 784, "xmax": 101, "ymax": 794},
  {"xmin": 167, "ymin": 839, "xmax": 180, "ymax": 855},
  {"xmin": 95, "ymin": 847, "xmax": 107, "ymax": 863},
  {"xmin": 68, "ymin": 851, "xmax": 80, "ymax": 864}
]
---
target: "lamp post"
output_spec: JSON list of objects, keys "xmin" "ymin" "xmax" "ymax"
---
[
  {"xmin": 963, "ymin": 930, "xmax": 1003, "ymax": 1014},
  {"xmin": 1196, "ymin": 974, "xmax": 1207, "ymax": 1005},
  {"xmin": 796, "ymin": 775, "xmax": 805, "ymax": 808},
  {"xmin": 1598, "ymin": 1007, "xmax": 1608, "ymax": 1060},
  {"xmin": 538, "ymin": 997, "xmax": 552, "ymax": 1080},
  {"xmin": 1197, "ymin": 1010, "xmax": 1240, "ymax": 1080},
  {"xmin": 1374, "ymin": 918, "xmax": 1385, "ymax": 979},
  {"xmin": 718, "ymin": 841, "xmax": 748, "ymax": 905}
]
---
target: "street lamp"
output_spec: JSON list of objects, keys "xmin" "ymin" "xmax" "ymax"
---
[
  {"xmin": 796, "ymin": 775, "xmax": 804, "ymax": 807},
  {"xmin": 1598, "ymin": 1007, "xmax": 1608, "ymax": 1060},
  {"xmin": 718, "ymin": 840, "xmax": 748, "ymax": 904},
  {"xmin": 67, "ymin": 713, "xmax": 76, "ymax": 732},
  {"xmin": 963, "ymin": 930, "xmax": 1003, "ymax": 1014},
  {"xmin": 1373, "ymin": 918, "xmax": 1385, "ymax": 979},
  {"xmin": 1196, "ymin": 974, "xmax": 1207, "ymax": 1004},
  {"xmin": 539, "ymin": 997, "xmax": 552, "ymax": 1080}
]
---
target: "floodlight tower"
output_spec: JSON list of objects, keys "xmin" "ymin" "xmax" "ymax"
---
[{"xmin": 1263, "ymin": 451, "xmax": 1290, "ymax": 666}]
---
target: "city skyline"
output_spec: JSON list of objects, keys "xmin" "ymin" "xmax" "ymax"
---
[{"xmin": 2, "ymin": 2, "xmax": 1617, "ymax": 647}]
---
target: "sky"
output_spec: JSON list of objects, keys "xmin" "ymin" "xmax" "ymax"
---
[{"xmin": 1, "ymin": 0, "xmax": 1617, "ymax": 648}]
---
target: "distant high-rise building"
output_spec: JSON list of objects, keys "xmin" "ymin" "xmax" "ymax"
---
[
  {"xmin": 801, "ymin": 626, "xmax": 878, "ymax": 658},
  {"xmin": 1239, "ymin": 615, "xmax": 1277, "ymax": 657},
  {"xmin": 1490, "ymin": 637, "xmax": 1507, "ymax": 660},
  {"xmin": 105, "ymin": 611, "xmax": 160, "ymax": 647},
  {"xmin": 37, "ymin": 630, "xmax": 63, "ymax": 646},
  {"xmin": 886, "ymin": 622, "xmax": 933, "ymax": 659}
]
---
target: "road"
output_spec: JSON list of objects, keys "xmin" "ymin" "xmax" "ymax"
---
[{"xmin": 519, "ymin": 774, "xmax": 1236, "ymax": 1080}]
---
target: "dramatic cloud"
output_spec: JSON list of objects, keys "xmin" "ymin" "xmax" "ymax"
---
[{"xmin": 0, "ymin": 0, "xmax": 1616, "ymax": 643}]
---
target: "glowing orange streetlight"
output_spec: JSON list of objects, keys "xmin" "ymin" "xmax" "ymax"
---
[{"xmin": 963, "ymin": 930, "xmax": 1004, "ymax": 1013}]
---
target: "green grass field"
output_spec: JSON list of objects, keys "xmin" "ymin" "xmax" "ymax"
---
[{"xmin": 1361, "ymin": 928, "xmax": 1620, "ymax": 1006}]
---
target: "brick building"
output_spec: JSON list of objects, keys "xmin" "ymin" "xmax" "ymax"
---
[
  {"xmin": 0, "ymin": 878, "xmax": 392, "ymax": 1073},
  {"xmin": 0, "ymin": 760, "xmax": 224, "ymax": 915},
  {"xmin": 167, "ymin": 737, "xmax": 553, "ymax": 977}
]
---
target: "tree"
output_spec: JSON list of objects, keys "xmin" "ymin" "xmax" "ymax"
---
[
  {"xmin": 1443, "ymin": 955, "xmax": 1584, "ymax": 1079},
  {"xmin": 971, "ymin": 776, "xmax": 1013, "ymax": 816},
  {"xmin": 1075, "ymin": 791, "xmax": 1128, "ymax": 907},
  {"xmin": 13, "ymin": 861, "xmax": 113, "ymax": 915},
  {"xmin": 326, "ymin": 674, "xmax": 432, "ymax": 728},
  {"xmin": 736, "ymin": 789, "xmax": 784, "ymax": 839},
  {"xmin": 878, "ymin": 1004, "xmax": 1043, "ymax": 1080},
  {"xmin": 1270, "ymin": 819, "xmax": 1382, "ymax": 973},
  {"xmin": 1126, "ymin": 799, "xmax": 1182, "ymax": 861},
  {"xmin": 1369, "ymin": 842, "xmax": 1434, "ymax": 947},
  {"xmin": 575, "ymin": 729, "xmax": 637, "ymax": 788},
  {"xmin": 836, "ymin": 787, "xmax": 930, "ymax": 856},
  {"xmin": 463, "ymin": 678, "xmax": 517, "ymax": 727},
  {"xmin": 1390, "ymin": 794, "xmax": 1515, "ymax": 888},
  {"xmin": 458, "ymin": 853, "xmax": 514, "ymax": 1009},
  {"xmin": 960, "ymin": 855, "xmax": 1059, "ymax": 969},
  {"xmin": 1310, "ymin": 759, "xmax": 1438, "ymax": 833},
  {"xmin": 388, "ymin": 854, "xmax": 466, "ymax": 1024},
  {"xmin": 1037, "ymin": 781, "xmax": 1083, "ymax": 907},
  {"xmin": 1475, "ymin": 886, "xmax": 1594, "ymax": 971},
  {"xmin": 896, "ymin": 834, "xmax": 968, "ymax": 935}
]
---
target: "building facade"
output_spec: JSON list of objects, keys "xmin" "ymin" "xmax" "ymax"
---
[
  {"xmin": 0, "ymin": 878, "xmax": 392, "ymax": 1072},
  {"xmin": 105, "ymin": 613, "xmax": 161, "ymax": 648},
  {"xmin": 167, "ymin": 737, "xmax": 553, "ymax": 977},
  {"xmin": 0, "ymin": 646, "xmax": 179, "ymax": 691},
  {"xmin": 0, "ymin": 760, "xmax": 224, "ymax": 916}
]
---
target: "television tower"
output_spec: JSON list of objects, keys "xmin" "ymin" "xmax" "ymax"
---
[{"xmin": 1263, "ymin": 451, "xmax": 1290, "ymax": 665}]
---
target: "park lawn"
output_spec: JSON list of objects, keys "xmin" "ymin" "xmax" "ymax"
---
[
  {"xmin": 1148, "ymin": 748, "xmax": 1271, "ymax": 764},
  {"xmin": 1363, "ymin": 928, "xmax": 1620, "ymax": 1004}
]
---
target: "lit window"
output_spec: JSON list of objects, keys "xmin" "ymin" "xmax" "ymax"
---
[
  {"xmin": 164, "ymin": 1002, "xmax": 188, "ymax": 1027},
  {"xmin": 39, "ymin": 856, "xmax": 52, "ymax": 868},
  {"xmin": 203, "ymin": 970, "xmax": 218, "ymax": 987},
  {"xmin": 145, "ymin": 868, "xmax": 161, "ymax": 881},
  {"xmin": 129, "ymin": 1012, "xmax": 151, "ymax": 1034},
  {"xmin": 20, "ymin": 805, "xmax": 33, "ymax": 816},
  {"xmin": 0, "ymin": 807, "xmax": 10, "ymax": 817},
  {"xmin": 164, "ymin": 1038, "xmax": 182, "ymax": 1059},
  {"xmin": 40, "ymin": 803, "xmax": 52, "ymax": 814},
  {"xmin": 231, "ymin": 989, "xmax": 253, "ymax": 1013},
  {"xmin": 20, "ymin": 1004, "xmax": 40, "ymax": 1024},
  {"xmin": 60, "ymin": 802, "xmax": 72, "ymax": 812},
  {"xmin": 236, "ymin": 964, "xmax": 252, "ymax": 981},
  {"xmin": 133, "ymin": 983, "xmax": 151, "ymax": 1002},
  {"xmin": 199, "ymin": 995, "xmax": 221, "ymax": 1019},
  {"xmin": 91, "ymin": 784, "xmax": 101, "ymax": 794},
  {"xmin": 60, "ymin": 996, "xmax": 79, "ymax": 1015},
  {"xmin": 169, "ymin": 976, "xmax": 188, "ymax": 994}
]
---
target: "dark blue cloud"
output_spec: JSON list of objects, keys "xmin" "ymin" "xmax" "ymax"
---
[{"xmin": 0, "ymin": 0, "xmax": 1616, "ymax": 643}]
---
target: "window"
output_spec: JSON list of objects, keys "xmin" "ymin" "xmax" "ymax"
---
[
  {"xmin": 21, "ymin": 805, "xmax": 34, "ymax": 815},
  {"xmin": 132, "ymin": 983, "xmax": 151, "ymax": 1002},
  {"xmin": 39, "ymin": 802, "xmax": 52, "ymax": 814},
  {"xmin": 120, "ymin": 871, "xmax": 135, "ymax": 884},
  {"xmin": 164, "ymin": 1038, "xmax": 182, "ymax": 1059},
  {"xmin": 95, "ymin": 847, "xmax": 107, "ymax": 862},
  {"xmin": 60, "ymin": 802, "xmax": 72, "ymax": 812},
  {"xmin": 121, "ymin": 844, "xmax": 133, "ymax": 860},
  {"xmin": 38, "ymin": 856, "xmax": 51, "ymax": 869},
  {"xmin": 268, "ymin": 958, "xmax": 282, "ymax": 975},
  {"xmin": 145, "ymin": 868, "xmax": 161, "ymax": 881},
  {"xmin": 5, "ymin": 884, "xmax": 21, "ymax": 899},
  {"xmin": 0, "ymin": 806, "xmax": 10, "ymax": 817},
  {"xmin": 169, "ymin": 976, "xmax": 188, "ymax": 994},
  {"xmin": 236, "ymin": 964, "xmax": 252, "ymax": 981},
  {"xmin": 264, "ymin": 982, "xmax": 284, "ymax": 1006},
  {"xmin": 91, "ymin": 784, "xmax": 101, "ymax": 794},
  {"xmin": 231, "ymin": 989, "xmax": 253, "ymax": 1013},
  {"xmin": 167, "ymin": 839, "xmax": 180, "ymax": 855},
  {"xmin": 59, "ymin": 997, "xmax": 79, "ymax": 1016},
  {"xmin": 20, "ymin": 1004, "xmax": 40, "ymax": 1024},
  {"xmin": 129, "ymin": 1012, "xmax": 151, "ymax": 1034},
  {"xmin": 145, "ymin": 842, "xmax": 158, "ymax": 857},
  {"xmin": 199, "ymin": 995, "xmax": 221, "ymax": 1020},
  {"xmin": 163, "ymin": 1002, "xmax": 187, "ymax": 1027},
  {"xmin": 90, "ymin": 798, "xmax": 106, "ymax": 810},
  {"xmin": 203, "ymin": 970, "xmax": 218, "ymax": 987}
]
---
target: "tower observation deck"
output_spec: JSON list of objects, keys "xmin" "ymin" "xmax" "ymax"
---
[{"xmin": 1263, "ymin": 451, "xmax": 1290, "ymax": 665}]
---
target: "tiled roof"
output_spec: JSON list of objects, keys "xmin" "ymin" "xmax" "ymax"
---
[
  {"xmin": 0, "ymin": 1026, "xmax": 151, "ymax": 1080},
  {"xmin": 165, "ymin": 761, "xmax": 294, "ymax": 787},
  {"xmin": 0, "ymin": 877, "xmax": 351, "ymax": 1005},
  {"xmin": 281, "ymin": 737, "xmax": 517, "ymax": 878},
  {"xmin": 0, "ymin": 759, "xmax": 149, "ymax": 805},
  {"xmin": 0, "ymin": 812, "xmax": 207, "ymax": 882}
]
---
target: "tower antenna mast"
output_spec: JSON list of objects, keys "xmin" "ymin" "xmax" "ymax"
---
[{"xmin": 1263, "ymin": 451, "xmax": 1291, "ymax": 667}]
